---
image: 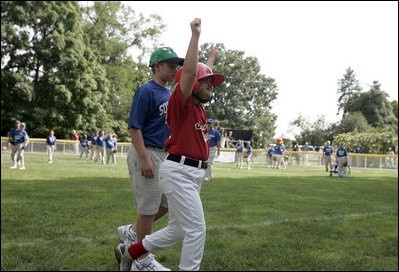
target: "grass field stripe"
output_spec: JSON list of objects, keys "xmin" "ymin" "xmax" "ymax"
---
[{"xmin": 207, "ymin": 211, "xmax": 391, "ymax": 230}]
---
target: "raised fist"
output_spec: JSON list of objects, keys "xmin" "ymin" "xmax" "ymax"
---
[{"xmin": 190, "ymin": 18, "xmax": 201, "ymax": 35}]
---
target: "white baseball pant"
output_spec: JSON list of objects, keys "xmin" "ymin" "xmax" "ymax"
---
[
  {"xmin": 48, "ymin": 145, "xmax": 55, "ymax": 162},
  {"xmin": 142, "ymin": 158, "xmax": 206, "ymax": 271}
]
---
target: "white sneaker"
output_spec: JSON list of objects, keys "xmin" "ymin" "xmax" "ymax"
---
[
  {"xmin": 114, "ymin": 243, "xmax": 133, "ymax": 271},
  {"xmin": 117, "ymin": 224, "xmax": 138, "ymax": 244},
  {"xmin": 19, "ymin": 166, "xmax": 25, "ymax": 170},
  {"xmin": 10, "ymin": 165, "xmax": 17, "ymax": 169},
  {"xmin": 131, "ymin": 254, "xmax": 171, "ymax": 271}
]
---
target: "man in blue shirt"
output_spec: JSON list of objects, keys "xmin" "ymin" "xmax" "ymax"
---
[
  {"xmin": 8, "ymin": 120, "xmax": 21, "ymax": 166},
  {"xmin": 95, "ymin": 130, "xmax": 106, "ymax": 164},
  {"xmin": 46, "ymin": 130, "xmax": 57, "ymax": 164},
  {"xmin": 79, "ymin": 134, "xmax": 89, "ymax": 160},
  {"xmin": 10, "ymin": 122, "xmax": 29, "ymax": 170},
  {"xmin": 235, "ymin": 140, "xmax": 244, "ymax": 168},
  {"xmin": 273, "ymin": 138, "xmax": 285, "ymax": 169},
  {"xmin": 244, "ymin": 141, "xmax": 253, "ymax": 170},
  {"xmin": 336, "ymin": 142, "xmax": 348, "ymax": 177},
  {"xmin": 323, "ymin": 140, "xmax": 333, "ymax": 172},
  {"xmin": 105, "ymin": 133, "xmax": 117, "ymax": 165},
  {"xmin": 90, "ymin": 131, "xmax": 99, "ymax": 160},
  {"xmin": 205, "ymin": 118, "xmax": 221, "ymax": 180}
]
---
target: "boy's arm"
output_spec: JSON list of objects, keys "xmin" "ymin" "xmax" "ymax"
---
[
  {"xmin": 205, "ymin": 47, "xmax": 219, "ymax": 68},
  {"xmin": 129, "ymin": 127, "xmax": 154, "ymax": 179},
  {"xmin": 180, "ymin": 18, "xmax": 201, "ymax": 101}
]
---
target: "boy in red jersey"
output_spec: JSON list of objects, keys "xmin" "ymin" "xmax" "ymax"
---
[{"xmin": 115, "ymin": 18, "xmax": 225, "ymax": 271}]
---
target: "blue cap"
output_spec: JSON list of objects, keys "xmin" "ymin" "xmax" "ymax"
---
[
  {"xmin": 84, "ymin": 134, "xmax": 87, "ymax": 138},
  {"xmin": 108, "ymin": 133, "xmax": 112, "ymax": 137},
  {"xmin": 207, "ymin": 118, "xmax": 214, "ymax": 124},
  {"xmin": 16, "ymin": 120, "xmax": 20, "ymax": 124},
  {"xmin": 20, "ymin": 122, "xmax": 26, "ymax": 127}
]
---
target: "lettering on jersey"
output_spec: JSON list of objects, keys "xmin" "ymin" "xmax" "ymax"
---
[
  {"xmin": 195, "ymin": 122, "xmax": 209, "ymax": 142},
  {"xmin": 159, "ymin": 101, "xmax": 168, "ymax": 117}
]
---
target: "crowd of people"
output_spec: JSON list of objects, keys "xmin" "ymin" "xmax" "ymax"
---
[{"xmin": 7, "ymin": 125, "xmax": 119, "ymax": 168}]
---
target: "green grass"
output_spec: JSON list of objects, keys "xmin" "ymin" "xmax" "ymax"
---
[{"xmin": 1, "ymin": 152, "xmax": 398, "ymax": 271}]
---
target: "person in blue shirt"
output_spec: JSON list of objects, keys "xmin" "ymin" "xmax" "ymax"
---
[
  {"xmin": 10, "ymin": 122, "xmax": 29, "ymax": 170},
  {"xmin": 105, "ymin": 133, "xmax": 117, "ymax": 165},
  {"xmin": 235, "ymin": 140, "xmax": 244, "ymax": 168},
  {"xmin": 90, "ymin": 131, "xmax": 99, "ymax": 160},
  {"xmin": 95, "ymin": 130, "xmax": 106, "ymax": 164},
  {"xmin": 79, "ymin": 134, "xmax": 89, "ymax": 160},
  {"xmin": 8, "ymin": 120, "xmax": 21, "ymax": 166},
  {"xmin": 244, "ymin": 141, "xmax": 253, "ymax": 170},
  {"xmin": 46, "ymin": 130, "xmax": 57, "ymax": 164},
  {"xmin": 205, "ymin": 118, "xmax": 221, "ymax": 180},
  {"xmin": 266, "ymin": 144, "xmax": 273, "ymax": 167},
  {"xmin": 272, "ymin": 138, "xmax": 285, "ymax": 169},
  {"xmin": 323, "ymin": 140, "xmax": 334, "ymax": 172},
  {"xmin": 335, "ymin": 142, "xmax": 348, "ymax": 177}
]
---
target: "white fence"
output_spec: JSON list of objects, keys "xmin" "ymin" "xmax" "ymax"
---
[{"xmin": 1, "ymin": 139, "xmax": 397, "ymax": 170}]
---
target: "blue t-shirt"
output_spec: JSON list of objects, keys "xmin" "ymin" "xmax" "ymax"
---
[
  {"xmin": 128, "ymin": 80, "xmax": 171, "ymax": 148},
  {"xmin": 97, "ymin": 135, "xmax": 106, "ymax": 147},
  {"xmin": 355, "ymin": 147, "xmax": 362, "ymax": 153},
  {"xmin": 9, "ymin": 127, "xmax": 19, "ymax": 142},
  {"xmin": 46, "ymin": 136, "xmax": 56, "ymax": 145},
  {"xmin": 236, "ymin": 144, "xmax": 243, "ymax": 153},
  {"xmin": 208, "ymin": 129, "xmax": 221, "ymax": 147},
  {"xmin": 80, "ymin": 139, "xmax": 89, "ymax": 148},
  {"xmin": 246, "ymin": 146, "xmax": 252, "ymax": 154},
  {"xmin": 336, "ymin": 148, "xmax": 348, "ymax": 157},
  {"xmin": 14, "ymin": 130, "xmax": 29, "ymax": 144},
  {"xmin": 324, "ymin": 146, "xmax": 333, "ymax": 156},
  {"xmin": 274, "ymin": 145, "xmax": 284, "ymax": 155},
  {"xmin": 105, "ymin": 138, "xmax": 117, "ymax": 149},
  {"xmin": 268, "ymin": 148, "xmax": 273, "ymax": 156},
  {"xmin": 91, "ymin": 135, "xmax": 98, "ymax": 145}
]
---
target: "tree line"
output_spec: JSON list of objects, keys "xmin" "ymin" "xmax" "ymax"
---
[
  {"xmin": 1, "ymin": 1, "xmax": 278, "ymax": 146},
  {"xmin": 289, "ymin": 67, "xmax": 398, "ymax": 153}
]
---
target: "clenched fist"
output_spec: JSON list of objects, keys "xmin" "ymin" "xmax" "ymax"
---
[{"xmin": 190, "ymin": 18, "xmax": 201, "ymax": 36}]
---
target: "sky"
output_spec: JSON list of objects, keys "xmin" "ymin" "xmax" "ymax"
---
[{"xmin": 124, "ymin": 1, "xmax": 398, "ymax": 139}]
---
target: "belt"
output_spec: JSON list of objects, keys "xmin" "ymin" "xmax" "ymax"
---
[
  {"xmin": 166, "ymin": 154, "xmax": 208, "ymax": 169},
  {"xmin": 145, "ymin": 145, "xmax": 166, "ymax": 151}
]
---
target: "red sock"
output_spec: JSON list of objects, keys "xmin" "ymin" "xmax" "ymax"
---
[{"xmin": 128, "ymin": 241, "xmax": 148, "ymax": 259}]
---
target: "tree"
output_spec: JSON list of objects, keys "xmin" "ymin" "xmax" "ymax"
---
[
  {"xmin": 80, "ymin": 1, "xmax": 165, "ymax": 140},
  {"xmin": 335, "ymin": 111, "xmax": 373, "ymax": 134},
  {"xmin": 1, "ymin": 1, "xmax": 112, "ymax": 138},
  {"xmin": 391, "ymin": 100, "xmax": 398, "ymax": 120},
  {"xmin": 198, "ymin": 43, "xmax": 278, "ymax": 147},
  {"xmin": 343, "ymin": 81, "xmax": 397, "ymax": 133},
  {"xmin": 289, "ymin": 114, "xmax": 333, "ymax": 146},
  {"xmin": 337, "ymin": 67, "xmax": 362, "ymax": 115}
]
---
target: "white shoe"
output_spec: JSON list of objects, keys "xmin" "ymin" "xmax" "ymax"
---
[
  {"xmin": 19, "ymin": 166, "xmax": 25, "ymax": 170},
  {"xmin": 117, "ymin": 224, "xmax": 138, "ymax": 244},
  {"xmin": 10, "ymin": 165, "xmax": 17, "ymax": 169},
  {"xmin": 114, "ymin": 243, "xmax": 133, "ymax": 271},
  {"xmin": 131, "ymin": 254, "xmax": 171, "ymax": 271}
]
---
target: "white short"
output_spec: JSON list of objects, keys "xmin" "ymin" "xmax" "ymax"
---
[{"xmin": 127, "ymin": 145, "xmax": 168, "ymax": 215}]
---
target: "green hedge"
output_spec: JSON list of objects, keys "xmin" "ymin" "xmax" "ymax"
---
[{"xmin": 332, "ymin": 131, "xmax": 398, "ymax": 154}]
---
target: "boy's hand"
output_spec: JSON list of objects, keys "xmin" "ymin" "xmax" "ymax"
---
[
  {"xmin": 190, "ymin": 18, "xmax": 201, "ymax": 36},
  {"xmin": 209, "ymin": 46, "xmax": 219, "ymax": 60}
]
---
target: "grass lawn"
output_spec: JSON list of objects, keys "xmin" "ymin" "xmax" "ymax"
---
[{"xmin": 1, "ymin": 152, "xmax": 398, "ymax": 271}]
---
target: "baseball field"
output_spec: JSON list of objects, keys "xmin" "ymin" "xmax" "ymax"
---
[{"xmin": 1, "ymin": 152, "xmax": 397, "ymax": 271}]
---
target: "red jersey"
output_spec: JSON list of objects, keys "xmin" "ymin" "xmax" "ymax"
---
[{"xmin": 165, "ymin": 83, "xmax": 209, "ymax": 161}]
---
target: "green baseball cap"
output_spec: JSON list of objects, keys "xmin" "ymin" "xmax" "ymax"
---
[{"xmin": 149, "ymin": 47, "xmax": 184, "ymax": 67}]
